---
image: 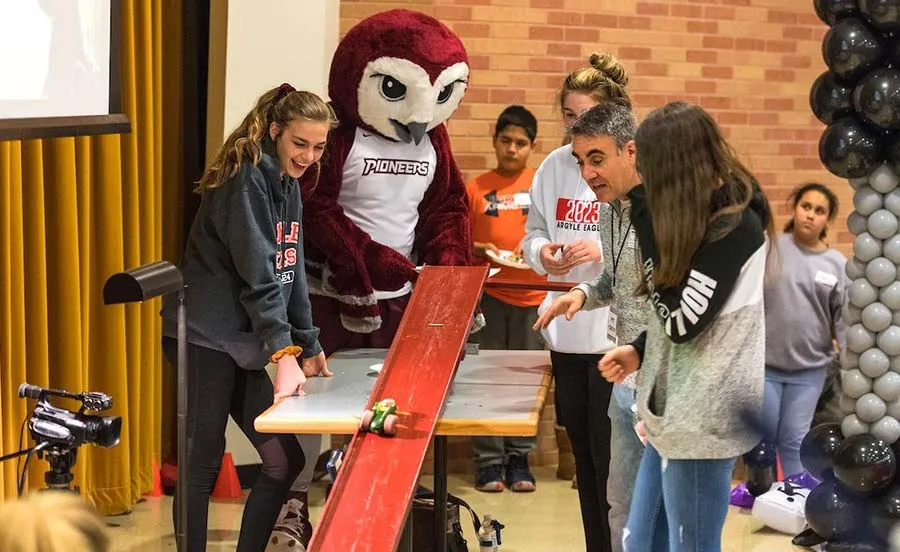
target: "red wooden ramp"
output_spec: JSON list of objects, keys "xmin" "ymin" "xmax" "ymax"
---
[{"xmin": 307, "ymin": 265, "xmax": 488, "ymax": 552}]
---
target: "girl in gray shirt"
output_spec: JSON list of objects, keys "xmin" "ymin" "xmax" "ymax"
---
[{"xmin": 762, "ymin": 183, "xmax": 846, "ymax": 477}]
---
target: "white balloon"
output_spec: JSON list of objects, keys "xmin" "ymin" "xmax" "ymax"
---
[
  {"xmin": 855, "ymin": 392, "xmax": 887, "ymax": 422},
  {"xmin": 886, "ymin": 188, "xmax": 900, "ymax": 217},
  {"xmin": 849, "ymin": 279, "xmax": 879, "ymax": 309},
  {"xmin": 860, "ymin": 348, "xmax": 891, "ymax": 378},
  {"xmin": 870, "ymin": 163, "xmax": 900, "ymax": 194},
  {"xmin": 880, "ymin": 282, "xmax": 900, "ymax": 310},
  {"xmin": 888, "ymin": 398, "xmax": 900, "ymax": 419},
  {"xmin": 869, "ymin": 210, "xmax": 900, "ymax": 240},
  {"xmin": 883, "ymin": 236, "xmax": 900, "ymax": 263},
  {"xmin": 840, "ymin": 393, "xmax": 858, "ymax": 414},
  {"xmin": 870, "ymin": 415, "xmax": 900, "ymax": 445},
  {"xmin": 842, "ymin": 348, "xmax": 861, "ymax": 369},
  {"xmin": 865, "ymin": 257, "xmax": 897, "ymax": 286},
  {"xmin": 874, "ymin": 371, "xmax": 900, "ymax": 402},
  {"xmin": 843, "ymin": 368, "xmax": 874, "ymax": 398},
  {"xmin": 879, "ymin": 326, "xmax": 900, "ymax": 356},
  {"xmin": 855, "ymin": 232, "xmax": 883, "ymax": 262},
  {"xmin": 847, "ymin": 324, "xmax": 878, "ymax": 353},
  {"xmin": 862, "ymin": 303, "xmax": 893, "ymax": 332},
  {"xmin": 848, "ymin": 211, "xmax": 869, "ymax": 235},
  {"xmin": 844, "ymin": 303, "xmax": 864, "ymax": 326},
  {"xmin": 855, "ymin": 186, "xmax": 885, "ymax": 216},
  {"xmin": 842, "ymin": 414, "xmax": 870, "ymax": 437},
  {"xmin": 851, "ymin": 175, "xmax": 871, "ymax": 190}
]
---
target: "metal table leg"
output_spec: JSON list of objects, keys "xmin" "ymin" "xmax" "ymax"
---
[{"xmin": 433, "ymin": 435, "xmax": 448, "ymax": 552}]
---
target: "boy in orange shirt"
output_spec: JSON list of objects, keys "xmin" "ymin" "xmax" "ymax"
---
[{"xmin": 467, "ymin": 105, "xmax": 547, "ymax": 492}]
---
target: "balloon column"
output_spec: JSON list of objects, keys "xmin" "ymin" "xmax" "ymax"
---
[{"xmin": 807, "ymin": 0, "xmax": 900, "ymax": 549}]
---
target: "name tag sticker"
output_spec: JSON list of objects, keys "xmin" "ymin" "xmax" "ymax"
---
[
  {"xmin": 513, "ymin": 193, "xmax": 531, "ymax": 207},
  {"xmin": 607, "ymin": 310, "xmax": 618, "ymax": 346},
  {"xmin": 815, "ymin": 270, "xmax": 838, "ymax": 288}
]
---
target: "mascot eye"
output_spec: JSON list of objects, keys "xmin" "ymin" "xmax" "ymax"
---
[
  {"xmin": 378, "ymin": 75, "xmax": 406, "ymax": 101},
  {"xmin": 436, "ymin": 82, "xmax": 456, "ymax": 104}
]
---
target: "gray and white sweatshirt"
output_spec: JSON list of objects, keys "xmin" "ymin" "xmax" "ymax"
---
[{"xmin": 629, "ymin": 184, "xmax": 769, "ymax": 460}]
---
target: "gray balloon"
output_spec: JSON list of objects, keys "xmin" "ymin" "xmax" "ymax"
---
[
  {"xmin": 879, "ymin": 326, "xmax": 900, "ymax": 356},
  {"xmin": 870, "ymin": 163, "xmax": 900, "ymax": 193},
  {"xmin": 852, "ymin": 175, "xmax": 872, "ymax": 190},
  {"xmin": 860, "ymin": 348, "xmax": 891, "ymax": 378},
  {"xmin": 843, "ymin": 302, "xmax": 864, "ymax": 326},
  {"xmin": 843, "ymin": 368, "xmax": 874, "ymax": 398},
  {"xmin": 842, "ymin": 414, "xmax": 871, "ymax": 437},
  {"xmin": 849, "ymin": 211, "xmax": 869, "ymax": 235},
  {"xmin": 870, "ymin": 416, "xmax": 900, "ymax": 445},
  {"xmin": 869, "ymin": 210, "xmax": 900, "ymax": 240},
  {"xmin": 863, "ymin": 302, "xmax": 893, "ymax": 332},
  {"xmin": 856, "ymin": 392, "xmax": 887, "ymax": 422},
  {"xmin": 840, "ymin": 393, "xmax": 858, "ymax": 414},
  {"xmin": 855, "ymin": 232, "xmax": 883, "ymax": 262},
  {"xmin": 884, "ymin": 236, "xmax": 900, "ymax": 263},
  {"xmin": 886, "ymin": 188, "xmax": 900, "ymax": 217},
  {"xmin": 880, "ymin": 282, "xmax": 900, "ymax": 310},
  {"xmin": 847, "ymin": 256, "xmax": 868, "ymax": 279},
  {"xmin": 894, "ymin": 310, "xmax": 900, "ymax": 326},
  {"xmin": 855, "ymin": 186, "xmax": 885, "ymax": 216},
  {"xmin": 842, "ymin": 348, "xmax": 861, "ymax": 369},
  {"xmin": 888, "ymin": 398, "xmax": 900, "ymax": 419},
  {"xmin": 875, "ymin": 371, "xmax": 900, "ymax": 402},
  {"xmin": 849, "ymin": 279, "xmax": 879, "ymax": 308},
  {"xmin": 891, "ymin": 355, "xmax": 900, "ymax": 373},
  {"xmin": 866, "ymin": 257, "xmax": 897, "ymax": 286},
  {"xmin": 847, "ymin": 324, "xmax": 878, "ymax": 353}
]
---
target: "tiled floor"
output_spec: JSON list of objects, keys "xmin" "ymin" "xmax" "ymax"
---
[{"xmin": 105, "ymin": 467, "xmax": 807, "ymax": 551}]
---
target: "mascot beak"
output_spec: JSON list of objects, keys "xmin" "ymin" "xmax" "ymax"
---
[{"xmin": 390, "ymin": 120, "xmax": 429, "ymax": 145}]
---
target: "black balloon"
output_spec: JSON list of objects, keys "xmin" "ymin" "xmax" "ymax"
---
[
  {"xmin": 823, "ymin": 17, "xmax": 885, "ymax": 82},
  {"xmin": 861, "ymin": 0, "xmax": 900, "ymax": 33},
  {"xmin": 811, "ymin": 71, "xmax": 856, "ymax": 125},
  {"xmin": 805, "ymin": 479, "xmax": 867, "ymax": 541},
  {"xmin": 743, "ymin": 441, "xmax": 777, "ymax": 496},
  {"xmin": 833, "ymin": 434, "xmax": 896, "ymax": 493},
  {"xmin": 872, "ymin": 484, "xmax": 900, "ymax": 542},
  {"xmin": 854, "ymin": 68, "xmax": 900, "ymax": 129},
  {"xmin": 819, "ymin": 117, "xmax": 885, "ymax": 178},
  {"xmin": 816, "ymin": 0, "xmax": 862, "ymax": 26},
  {"xmin": 801, "ymin": 423, "xmax": 845, "ymax": 480}
]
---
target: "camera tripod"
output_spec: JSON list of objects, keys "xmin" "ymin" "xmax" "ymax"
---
[{"xmin": 0, "ymin": 441, "xmax": 80, "ymax": 494}]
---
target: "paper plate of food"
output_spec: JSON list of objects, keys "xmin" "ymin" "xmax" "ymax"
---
[{"xmin": 485, "ymin": 249, "xmax": 530, "ymax": 270}]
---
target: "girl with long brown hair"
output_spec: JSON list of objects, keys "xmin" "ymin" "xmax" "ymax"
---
[
  {"xmin": 160, "ymin": 83, "xmax": 337, "ymax": 552},
  {"xmin": 599, "ymin": 101, "xmax": 774, "ymax": 551}
]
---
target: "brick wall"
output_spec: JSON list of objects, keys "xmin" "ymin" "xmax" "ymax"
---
[{"xmin": 340, "ymin": 0, "xmax": 853, "ymax": 256}]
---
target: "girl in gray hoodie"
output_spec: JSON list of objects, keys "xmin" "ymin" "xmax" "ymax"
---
[{"xmin": 599, "ymin": 102, "xmax": 774, "ymax": 552}]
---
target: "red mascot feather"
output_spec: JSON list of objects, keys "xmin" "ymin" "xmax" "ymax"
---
[{"xmin": 301, "ymin": 9, "xmax": 473, "ymax": 342}]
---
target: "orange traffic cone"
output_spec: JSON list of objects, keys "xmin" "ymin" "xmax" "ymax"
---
[
  {"xmin": 145, "ymin": 458, "xmax": 164, "ymax": 497},
  {"xmin": 212, "ymin": 452, "xmax": 243, "ymax": 500}
]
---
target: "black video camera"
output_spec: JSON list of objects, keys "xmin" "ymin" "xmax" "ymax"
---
[{"xmin": 18, "ymin": 383, "xmax": 122, "ymax": 449}]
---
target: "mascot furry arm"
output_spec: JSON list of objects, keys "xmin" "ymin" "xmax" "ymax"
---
[{"xmin": 302, "ymin": 9, "xmax": 473, "ymax": 332}]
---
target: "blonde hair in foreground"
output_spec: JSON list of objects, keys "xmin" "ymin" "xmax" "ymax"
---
[{"xmin": 0, "ymin": 491, "xmax": 109, "ymax": 552}]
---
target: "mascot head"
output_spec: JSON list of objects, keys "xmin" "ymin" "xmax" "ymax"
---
[{"xmin": 328, "ymin": 9, "xmax": 469, "ymax": 145}]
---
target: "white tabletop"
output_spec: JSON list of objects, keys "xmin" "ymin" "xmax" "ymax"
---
[{"xmin": 255, "ymin": 348, "xmax": 552, "ymax": 436}]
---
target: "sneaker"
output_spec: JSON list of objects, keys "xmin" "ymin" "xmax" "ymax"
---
[
  {"xmin": 272, "ymin": 496, "xmax": 313, "ymax": 547},
  {"xmin": 505, "ymin": 455, "xmax": 536, "ymax": 492},
  {"xmin": 475, "ymin": 464, "xmax": 505, "ymax": 492}
]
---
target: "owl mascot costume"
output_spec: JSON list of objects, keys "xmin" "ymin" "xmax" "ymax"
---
[{"xmin": 268, "ymin": 10, "xmax": 473, "ymax": 551}]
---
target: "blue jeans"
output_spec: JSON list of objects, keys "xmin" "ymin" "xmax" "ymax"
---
[
  {"xmin": 761, "ymin": 366, "xmax": 827, "ymax": 477},
  {"xmin": 609, "ymin": 384, "xmax": 643, "ymax": 552},
  {"xmin": 623, "ymin": 444, "xmax": 735, "ymax": 552}
]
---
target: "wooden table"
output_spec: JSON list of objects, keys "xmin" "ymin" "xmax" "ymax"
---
[{"xmin": 256, "ymin": 347, "xmax": 552, "ymax": 550}]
